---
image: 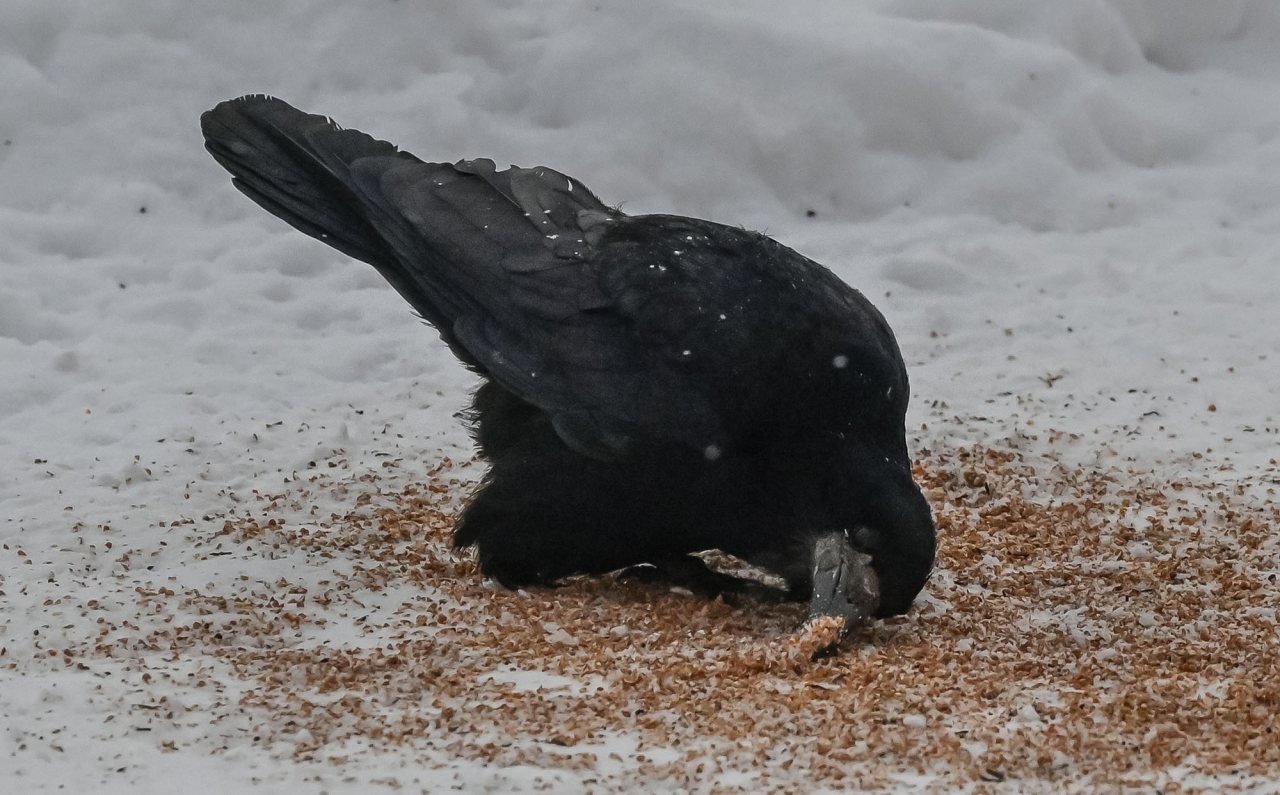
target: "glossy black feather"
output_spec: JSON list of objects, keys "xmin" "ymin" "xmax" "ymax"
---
[{"xmin": 201, "ymin": 95, "xmax": 936, "ymax": 617}]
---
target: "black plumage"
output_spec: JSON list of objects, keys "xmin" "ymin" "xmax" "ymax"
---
[{"xmin": 200, "ymin": 95, "xmax": 935, "ymax": 621}]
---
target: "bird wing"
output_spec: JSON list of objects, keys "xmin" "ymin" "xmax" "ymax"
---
[{"xmin": 202, "ymin": 96, "xmax": 898, "ymax": 459}]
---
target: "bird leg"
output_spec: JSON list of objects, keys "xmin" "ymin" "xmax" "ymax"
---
[
  {"xmin": 618, "ymin": 554, "xmax": 790, "ymax": 604},
  {"xmin": 803, "ymin": 530, "xmax": 880, "ymax": 655}
]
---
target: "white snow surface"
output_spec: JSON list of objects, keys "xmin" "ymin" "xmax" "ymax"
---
[{"xmin": 2, "ymin": 1, "xmax": 1278, "ymax": 792}]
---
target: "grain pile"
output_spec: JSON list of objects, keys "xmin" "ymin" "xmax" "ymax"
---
[{"xmin": 37, "ymin": 444, "xmax": 1280, "ymax": 792}]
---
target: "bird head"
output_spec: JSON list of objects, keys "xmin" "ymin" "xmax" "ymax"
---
[
  {"xmin": 848, "ymin": 478, "xmax": 936, "ymax": 617},
  {"xmin": 832, "ymin": 448, "xmax": 936, "ymax": 618}
]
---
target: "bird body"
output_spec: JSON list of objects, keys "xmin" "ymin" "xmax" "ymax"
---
[{"xmin": 201, "ymin": 96, "xmax": 935, "ymax": 622}]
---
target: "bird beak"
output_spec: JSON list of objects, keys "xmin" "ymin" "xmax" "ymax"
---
[{"xmin": 803, "ymin": 529, "xmax": 880, "ymax": 653}]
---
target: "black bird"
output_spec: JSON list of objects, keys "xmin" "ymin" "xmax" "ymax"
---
[{"xmin": 200, "ymin": 95, "xmax": 935, "ymax": 635}]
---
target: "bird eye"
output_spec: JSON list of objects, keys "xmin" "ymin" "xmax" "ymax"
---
[{"xmin": 849, "ymin": 526, "xmax": 877, "ymax": 552}]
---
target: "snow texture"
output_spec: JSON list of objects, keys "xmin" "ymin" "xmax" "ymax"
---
[{"xmin": 2, "ymin": 1, "xmax": 1279, "ymax": 792}]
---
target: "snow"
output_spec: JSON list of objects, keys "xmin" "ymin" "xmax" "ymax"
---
[{"xmin": 2, "ymin": 0, "xmax": 1279, "ymax": 792}]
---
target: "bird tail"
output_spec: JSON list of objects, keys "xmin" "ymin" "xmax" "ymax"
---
[
  {"xmin": 200, "ymin": 95, "xmax": 407, "ymax": 278},
  {"xmin": 201, "ymin": 94, "xmax": 615, "ymax": 366}
]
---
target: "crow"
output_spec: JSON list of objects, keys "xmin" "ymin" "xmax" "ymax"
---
[{"xmin": 200, "ymin": 95, "xmax": 935, "ymax": 637}]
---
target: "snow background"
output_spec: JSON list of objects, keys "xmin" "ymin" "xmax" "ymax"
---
[{"xmin": 1, "ymin": 0, "xmax": 1277, "ymax": 791}]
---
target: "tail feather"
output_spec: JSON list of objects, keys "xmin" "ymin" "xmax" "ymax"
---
[
  {"xmin": 200, "ymin": 95, "xmax": 616, "ymax": 366},
  {"xmin": 201, "ymin": 96, "xmax": 405, "ymax": 272},
  {"xmin": 202, "ymin": 95, "xmax": 504, "ymax": 346}
]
